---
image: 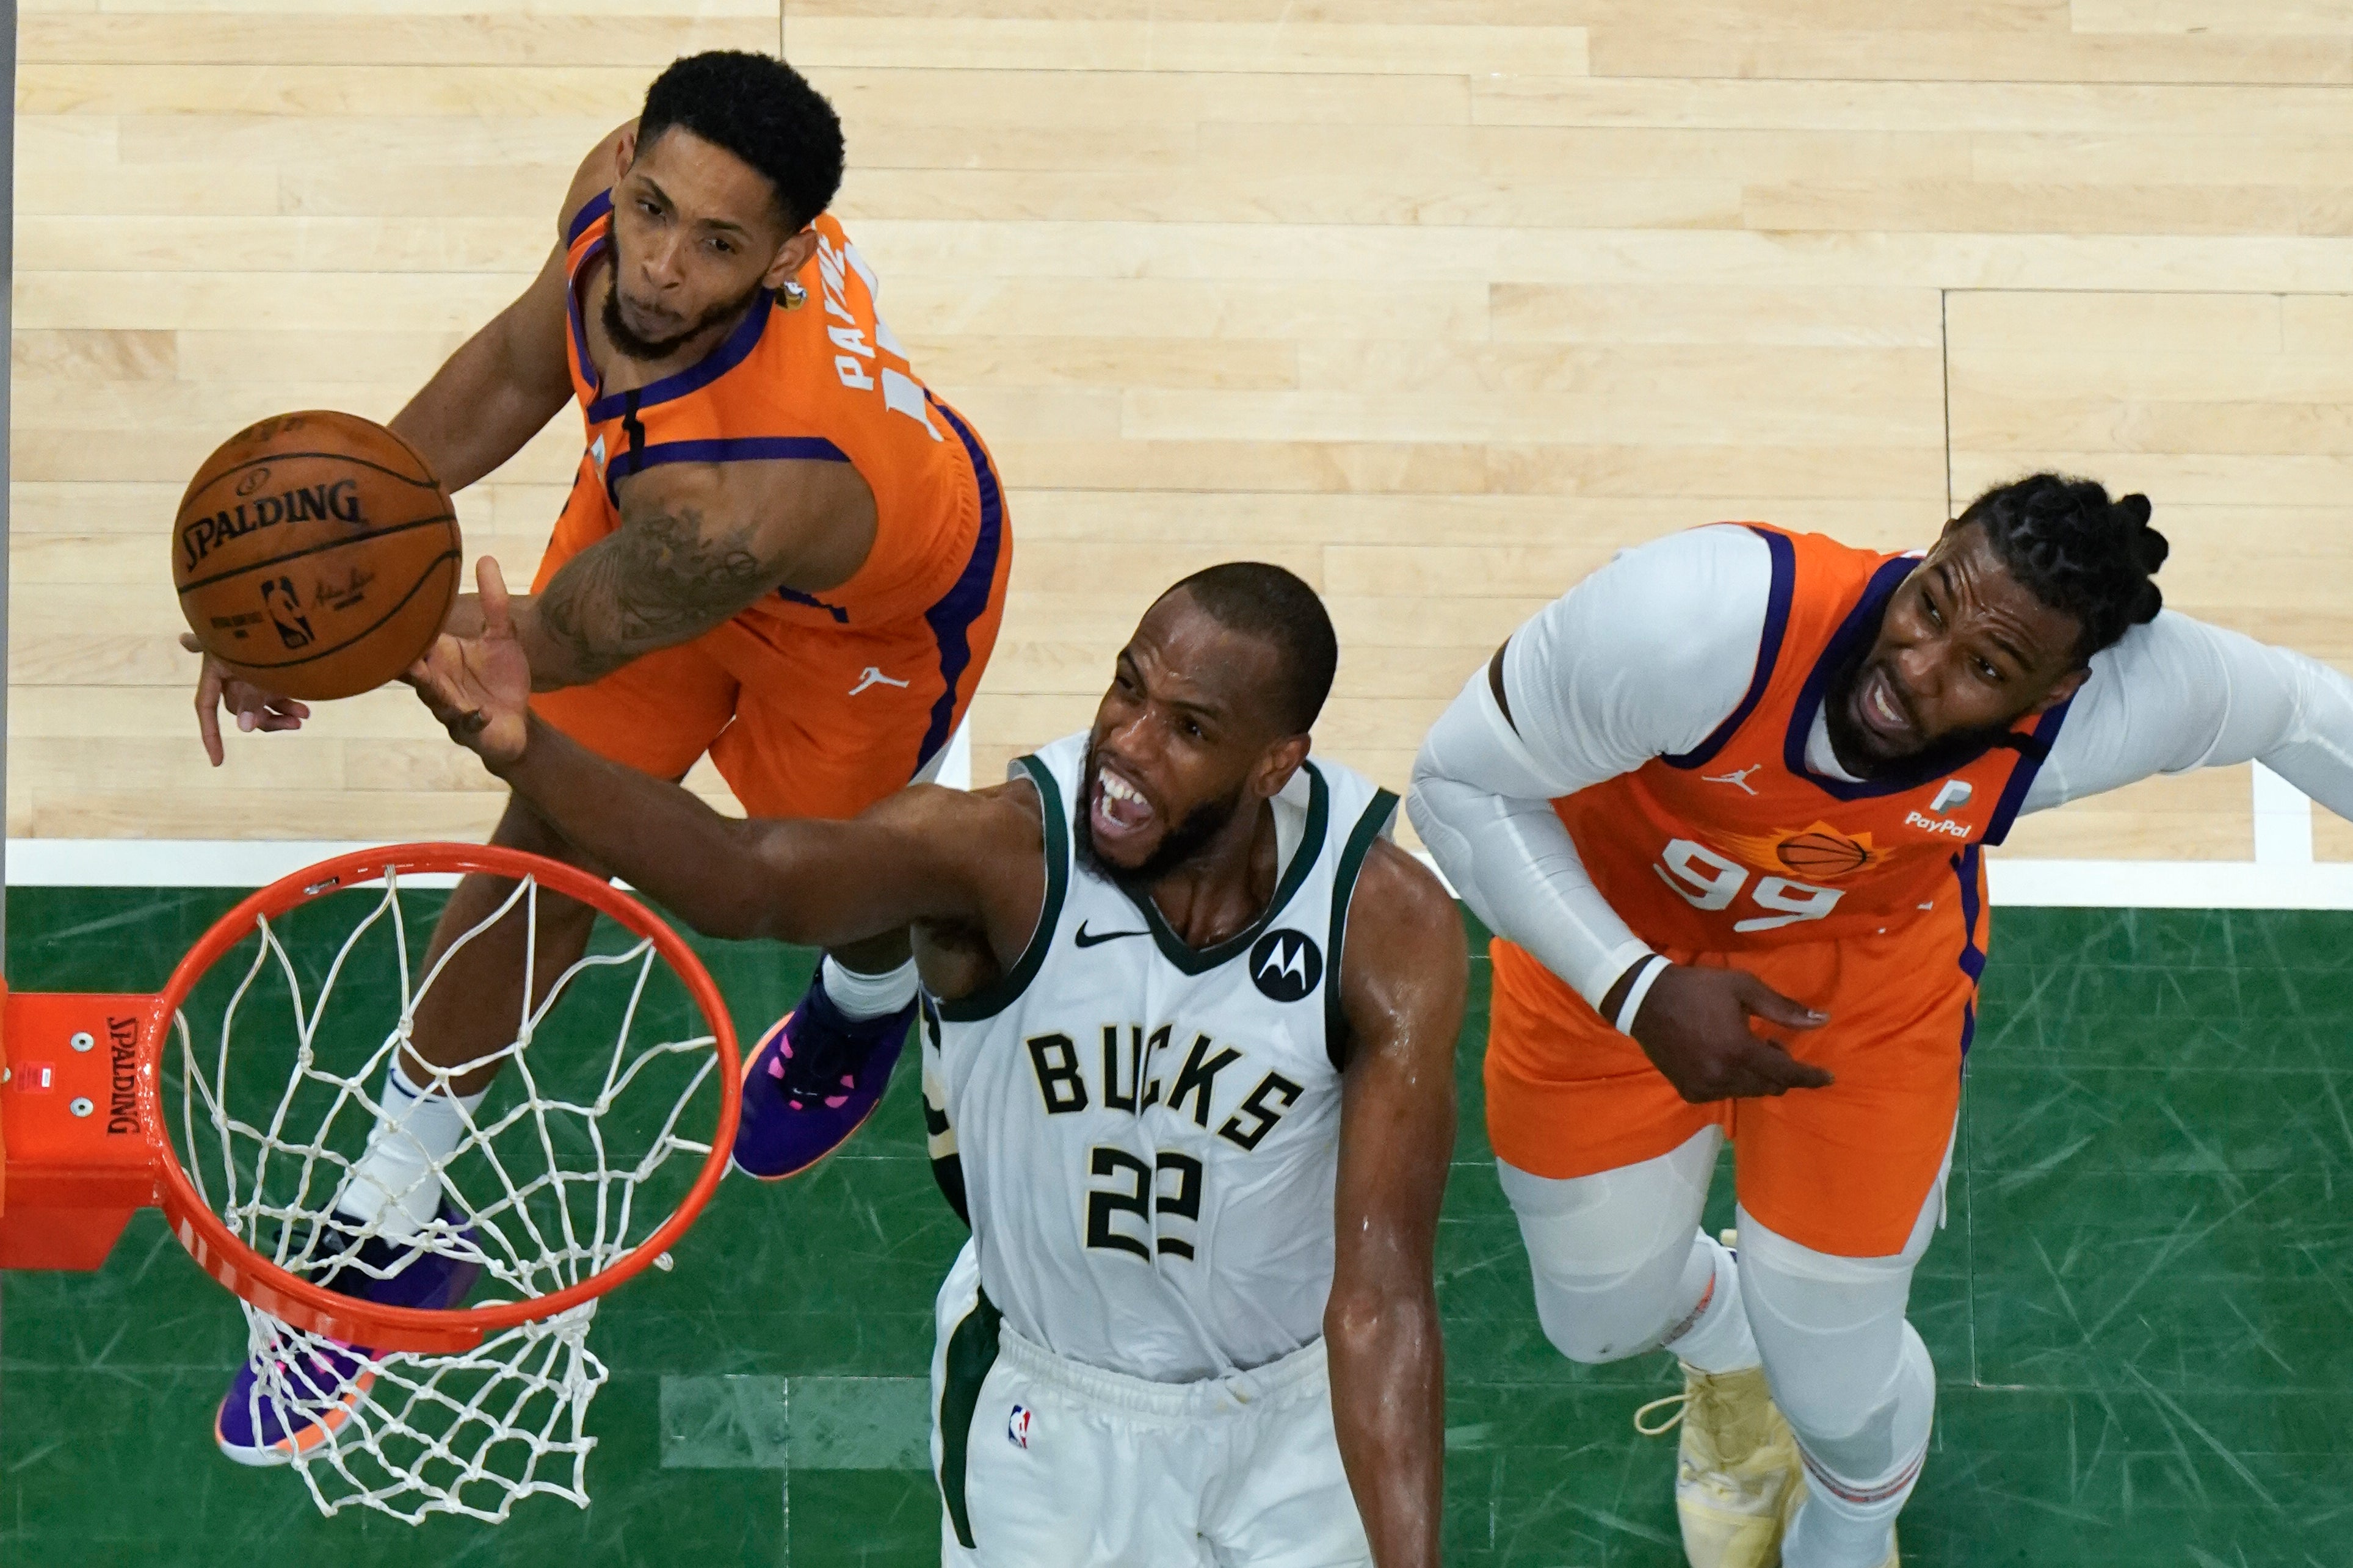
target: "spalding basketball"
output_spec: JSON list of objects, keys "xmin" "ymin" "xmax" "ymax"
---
[{"xmin": 173, "ymin": 410, "xmax": 461, "ymax": 701}]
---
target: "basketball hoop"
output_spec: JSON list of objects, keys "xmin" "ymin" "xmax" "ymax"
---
[{"xmin": 0, "ymin": 843, "xmax": 742, "ymax": 1522}]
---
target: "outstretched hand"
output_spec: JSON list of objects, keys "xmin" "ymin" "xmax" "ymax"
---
[
  {"xmin": 1617, "ymin": 962, "xmax": 1835, "ymax": 1103},
  {"xmin": 182, "ymin": 635, "xmax": 311, "ymax": 767},
  {"xmin": 407, "ymin": 557, "xmax": 532, "ymax": 769}
]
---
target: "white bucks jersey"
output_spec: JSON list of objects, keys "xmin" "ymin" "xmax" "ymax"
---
[{"xmin": 925, "ymin": 731, "xmax": 1397, "ymax": 1384}]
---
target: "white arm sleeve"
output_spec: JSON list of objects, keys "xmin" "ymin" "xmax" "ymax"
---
[
  {"xmin": 1407, "ymin": 526, "xmax": 1771, "ymax": 1006},
  {"xmin": 2023, "ymin": 610, "xmax": 2353, "ymax": 820}
]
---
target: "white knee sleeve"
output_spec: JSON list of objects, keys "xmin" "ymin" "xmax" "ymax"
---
[
  {"xmin": 1735, "ymin": 1138, "xmax": 1946, "ymax": 1568},
  {"xmin": 1737, "ymin": 1211, "xmax": 1930, "ymax": 1475},
  {"xmin": 1498, "ymin": 1130, "xmax": 1749, "ymax": 1367}
]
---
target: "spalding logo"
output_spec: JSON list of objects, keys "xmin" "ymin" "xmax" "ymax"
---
[
  {"xmin": 1249, "ymin": 929, "xmax": 1323, "ymax": 1004},
  {"xmin": 180, "ymin": 479, "xmax": 363, "ymax": 573}
]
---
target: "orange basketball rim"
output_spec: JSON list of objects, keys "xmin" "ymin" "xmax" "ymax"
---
[{"xmin": 0, "ymin": 843, "xmax": 741, "ymax": 1355}]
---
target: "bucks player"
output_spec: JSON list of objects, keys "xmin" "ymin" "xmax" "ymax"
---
[{"xmin": 410, "ymin": 557, "xmax": 1467, "ymax": 1566}]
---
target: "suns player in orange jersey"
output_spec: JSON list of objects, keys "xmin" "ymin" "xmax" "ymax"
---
[
  {"xmin": 1409, "ymin": 475, "xmax": 2353, "ymax": 1568},
  {"xmin": 187, "ymin": 52, "xmax": 1015, "ymax": 1464}
]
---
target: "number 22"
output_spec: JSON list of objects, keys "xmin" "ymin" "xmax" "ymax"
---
[{"xmin": 1653, "ymin": 839, "xmax": 1843, "ymax": 933}]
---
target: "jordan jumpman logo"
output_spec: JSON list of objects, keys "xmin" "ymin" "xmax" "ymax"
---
[{"xmin": 1704, "ymin": 764, "xmax": 1763, "ymax": 795}]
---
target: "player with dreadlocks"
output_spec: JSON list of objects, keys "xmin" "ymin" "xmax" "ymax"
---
[{"xmin": 1409, "ymin": 474, "xmax": 2353, "ymax": 1568}]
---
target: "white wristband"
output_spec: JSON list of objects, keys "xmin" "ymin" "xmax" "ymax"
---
[{"xmin": 1612, "ymin": 954, "xmax": 1670, "ymax": 1036}]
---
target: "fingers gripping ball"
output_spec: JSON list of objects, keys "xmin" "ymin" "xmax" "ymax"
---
[{"xmin": 174, "ymin": 411, "xmax": 462, "ymax": 700}]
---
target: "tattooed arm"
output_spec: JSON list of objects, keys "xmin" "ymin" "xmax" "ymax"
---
[{"xmin": 515, "ymin": 456, "xmax": 878, "ymax": 691}]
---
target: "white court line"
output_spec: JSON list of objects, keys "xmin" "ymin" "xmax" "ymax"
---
[
  {"xmin": 2252, "ymin": 761, "xmax": 2315, "ymax": 867},
  {"xmin": 12, "ymin": 838, "xmax": 2353, "ymax": 909},
  {"xmin": 9, "ymin": 840, "xmax": 468, "ymax": 889},
  {"xmin": 2, "ymin": 724, "xmax": 990, "ymax": 894}
]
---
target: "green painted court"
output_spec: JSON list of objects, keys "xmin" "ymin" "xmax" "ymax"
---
[{"xmin": 1, "ymin": 887, "xmax": 2340, "ymax": 1566}]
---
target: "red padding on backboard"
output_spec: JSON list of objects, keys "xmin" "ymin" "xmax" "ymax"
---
[{"xmin": 0, "ymin": 991, "xmax": 164, "ymax": 1271}]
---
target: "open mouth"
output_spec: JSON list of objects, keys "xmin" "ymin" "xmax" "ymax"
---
[
  {"xmin": 1089, "ymin": 762, "xmax": 1156, "ymax": 851},
  {"xmin": 1852, "ymin": 663, "xmax": 1916, "ymax": 749}
]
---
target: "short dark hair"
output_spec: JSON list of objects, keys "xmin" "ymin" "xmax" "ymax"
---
[
  {"xmin": 1956, "ymin": 472, "xmax": 2169, "ymax": 662},
  {"xmin": 639, "ymin": 51, "xmax": 844, "ymax": 231},
  {"xmin": 1166, "ymin": 563, "xmax": 1339, "ymax": 735}
]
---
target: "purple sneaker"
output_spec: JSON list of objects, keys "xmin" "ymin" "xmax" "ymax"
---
[
  {"xmin": 731, "ymin": 972, "xmax": 916, "ymax": 1180},
  {"xmin": 214, "ymin": 1202, "xmax": 481, "ymax": 1466}
]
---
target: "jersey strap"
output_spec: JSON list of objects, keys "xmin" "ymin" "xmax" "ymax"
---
[
  {"xmin": 1320, "ymin": 787, "xmax": 1401, "ymax": 1069},
  {"xmin": 918, "ymin": 397, "xmax": 1009, "ymax": 767},
  {"xmin": 1981, "ymin": 700, "xmax": 2071, "ymax": 845},
  {"xmin": 934, "ymin": 754, "xmax": 1070, "ymax": 1025},
  {"xmin": 1661, "ymin": 525, "xmax": 1797, "ymax": 771},
  {"xmin": 564, "ymin": 187, "xmax": 612, "ymax": 247},
  {"xmin": 1954, "ymin": 844, "xmax": 1985, "ymax": 1054}
]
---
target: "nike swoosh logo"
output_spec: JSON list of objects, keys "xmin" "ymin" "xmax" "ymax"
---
[{"xmin": 1074, "ymin": 923, "xmax": 1149, "ymax": 948}]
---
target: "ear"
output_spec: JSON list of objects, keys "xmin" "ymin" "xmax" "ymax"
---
[
  {"xmin": 1252, "ymin": 734, "xmax": 1313, "ymax": 802},
  {"xmin": 2031, "ymin": 666, "xmax": 2091, "ymax": 714},
  {"xmin": 764, "ymin": 228, "xmax": 820, "ymax": 291},
  {"xmin": 614, "ymin": 126, "xmax": 638, "ymax": 181}
]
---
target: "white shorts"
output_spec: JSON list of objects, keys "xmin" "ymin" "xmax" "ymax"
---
[{"xmin": 928, "ymin": 1241, "xmax": 1371, "ymax": 1568}]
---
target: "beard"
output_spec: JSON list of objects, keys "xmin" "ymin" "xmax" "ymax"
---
[
  {"xmin": 598, "ymin": 248, "xmax": 764, "ymax": 361},
  {"xmin": 1073, "ymin": 748, "xmax": 1246, "ymax": 895},
  {"xmin": 1822, "ymin": 639, "xmax": 2027, "ymax": 781}
]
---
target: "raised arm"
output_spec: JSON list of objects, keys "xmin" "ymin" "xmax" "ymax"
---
[
  {"xmin": 388, "ymin": 127, "xmax": 624, "ymax": 493},
  {"xmin": 409, "ymin": 559, "xmax": 1043, "ymax": 960},
  {"xmin": 2023, "ymin": 609, "xmax": 2353, "ymax": 819},
  {"xmin": 186, "ymin": 130, "xmax": 619, "ymax": 761},
  {"xmin": 1324, "ymin": 841, "xmax": 1465, "ymax": 1568}
]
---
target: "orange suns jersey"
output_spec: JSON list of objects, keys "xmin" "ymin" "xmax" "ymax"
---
[
  {"xmin": 1554, "ymin": 525, "xmax": 2070, "ymax": 991},
  {"xmin": 557, "ymin": 192, "xmax": 997, "ymax": 631}
]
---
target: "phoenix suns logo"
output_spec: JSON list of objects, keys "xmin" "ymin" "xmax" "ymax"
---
[{"xmin": 1709, "ymin": 821, "xmax": 1877, "ymax": 881}]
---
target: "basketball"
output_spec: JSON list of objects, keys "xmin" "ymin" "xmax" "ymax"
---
[
  {"xmin": 172, "ymin": 410, "xmax": 462, "ymax": 701},
  {"xmin": 1775, "ymin": 830, "xmax": 1873, "ymax": 879}
]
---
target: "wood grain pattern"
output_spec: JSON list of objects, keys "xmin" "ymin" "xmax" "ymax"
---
[
  {"xmin": 1947, "ymin": 287, "xmax": 2353, "ymax": 860},
  {"xmin": 14, "ymin": 0, "xmax": 2353, "ymax": 867}
]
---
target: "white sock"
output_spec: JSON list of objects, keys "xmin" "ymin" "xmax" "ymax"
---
[
  {"xmin": 1783, "ymin": 1439, "xmax": 1922, "ymax": 1568},
  {"xmin": 338, "ymin": 1060, "xmax": 487, "ymax": 1243},
  {"xmin": 821, "ymin": 953, "xmax": 919, "ymax": 1021},
  {"xmin": 1780, "ymin": 1324, "xmax": 1935, "ymax": 1568},
  {"xmin": 1663, "ymin": 1232, "xmax": 1761, "ymax": 1373}
]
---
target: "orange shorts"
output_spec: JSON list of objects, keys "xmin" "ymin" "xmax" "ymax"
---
[
  {"xmin": 1485, "ymin": 932, "xmax": 1973, "ymax": 1258},
  {"xmin": 526, "ymin": 463, "xmax": 1010, "ymax": 824}
]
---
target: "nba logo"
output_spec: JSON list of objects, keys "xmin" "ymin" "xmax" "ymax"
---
[
  {"xmin": 1930, "ymin": 780, "xmax": 1973, "ymax": 815},
  {"xmin": 1006, "ymin": 1405, "xmax": 1032, "ymax": 1449}
]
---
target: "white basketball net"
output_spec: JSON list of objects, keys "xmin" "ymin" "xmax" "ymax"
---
[{"xmin": 169, "ymin": 866, "xmax": 724, "ymax": 1523}]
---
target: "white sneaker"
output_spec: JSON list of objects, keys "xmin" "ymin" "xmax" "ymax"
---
[{"xmin": 1636, "ymin": 1361, "xmax": 1803, "ymax": 1568}]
